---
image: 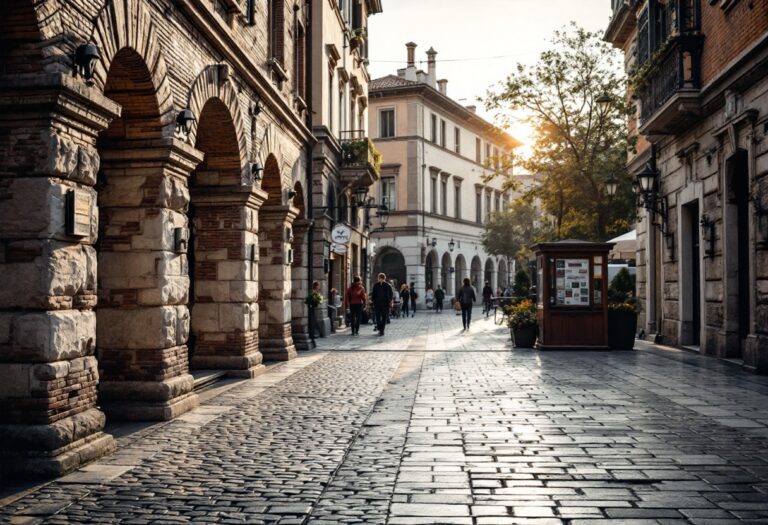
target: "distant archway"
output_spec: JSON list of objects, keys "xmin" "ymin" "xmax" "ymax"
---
[
  {"xmin": 440, "ymin": 252, "xmax": 452, "ymax": 295},
  {"xmin": 374, "ymin": 247, "xmax": 407, "ymax": 290},
  {"xmin": 425, "ymin": 250, "xmax": 439, "ymax": 291},
  {"xmin": 484, "ymin": 258, "xmax": 496, "ymax": 291},
  {"xmin": 454, "ymin": 254, "xmax": 467, "ymax": 295},
  {"xmin": 471, "ymin": 256, "xmax": 483, "ymax": 290}
]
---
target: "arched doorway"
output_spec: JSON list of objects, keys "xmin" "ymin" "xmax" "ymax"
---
[
  {"xmin": 441, "ymin": 252, "xmax": 453, "ymax": 296},
  {"xmin": 188, "ymin": 95, "xmax": 265, "ymax": 377},
  {"xmin": 498, "ymin": 258, "xmax": 508, "ymax": 290},
  {"xmin": 425, "ymin": 250, "xmax": 438, "ymax": 291},
  {"xmin": 257, "ymin": 154, "xmax": 298, "ymax": 361},
  {"xmin": 374, "ymin": 247, "xmax": 407, "ymax": 290},
  {"xmin": 485, "ymin": 258, "xmax": 496, "ymax": 291},
  {"xmin": 471, "ymin": 256, "xmax": 483, "ymax": 290},
  {"xmin": 454, "ymin": 254, "xmax": 467, "ymax": 296},
  {"xmin": 96, "ymin": 47, "xmax": 198, "ymax": 419}
]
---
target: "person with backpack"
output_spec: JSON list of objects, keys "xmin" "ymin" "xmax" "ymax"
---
[
  {"xmin": 345, "ymin": 276, "xmax": 367, "ymax": 336},
  {"xmin": 434, "ymin": 285, "xmax": 445, "ymax": 313},
  {"xmin": 482, "ymin": 280, "xmax": 494, "ymax": 317},
  {"xmin": 371, "ymin": 273, "xmax": 394, "ymax": 336},
  {"xmin": 399, "ymin": 283, "xmax": 411, "ymax": 317},
  {"xmin": 457, "ymin": 277, "xmax": 477, "ymax": 331},
  {"xmin": 409, "ymin": 282, "xmax": 417, "ymax": 317}
]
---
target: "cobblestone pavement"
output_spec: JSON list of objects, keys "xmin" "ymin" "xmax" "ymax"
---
[{"xmin": 3, "ymin": 310, "xmax": 768, "ymax": 524}]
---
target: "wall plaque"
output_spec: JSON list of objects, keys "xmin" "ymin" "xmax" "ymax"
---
[{"xmin": 66, "ymin": 189, "xmax": 91, "ymax": 237}]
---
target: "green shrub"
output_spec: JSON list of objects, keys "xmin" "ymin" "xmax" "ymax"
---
[{"xmin": 512, "ymin": 268, "xmax": 531, "ymax": 297}]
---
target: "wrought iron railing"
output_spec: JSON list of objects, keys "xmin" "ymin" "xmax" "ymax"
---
[{"xmin": 340, "ymin": 130, "xmax": 382, "ymax": 176}]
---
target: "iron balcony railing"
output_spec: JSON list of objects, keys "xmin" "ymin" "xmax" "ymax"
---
[{"xmin": 339, "ymin": 130, "xmax": 382, "ymax": 176}]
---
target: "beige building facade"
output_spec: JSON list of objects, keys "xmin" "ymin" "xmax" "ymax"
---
[{"xmin": 369, "ymin": 44, "xmax": 520, "ymax": 302}]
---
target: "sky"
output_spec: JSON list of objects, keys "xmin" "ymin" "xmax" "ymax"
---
[{"xmin": 368, "ymin": 0, "xmax": 615, "ymax": 157}]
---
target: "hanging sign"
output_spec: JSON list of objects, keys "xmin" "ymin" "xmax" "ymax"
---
[
  {"xmin": 331, "ymin": 223, "xmax": 352, "ymax": 245},
  {"xmin": 331, "ymin": 243, "xmax": 348, "ymax": 255}
]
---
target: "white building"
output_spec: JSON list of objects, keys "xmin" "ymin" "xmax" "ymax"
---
[{"xmin": 368, "ymin": 43, "xmax": 521, "ymax": 301}]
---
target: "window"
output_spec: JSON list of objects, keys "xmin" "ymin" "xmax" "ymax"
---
[
  {"xmin": 475, "ymin": 191, "xmax": 482, "ymax": 223},
  {"xmin": 269, "ymin": 0, "xmax": 285, "ymax": 65},
  {"xmin": 430, "ymin": 175, "xmax": 438, "ymax": 214},
  {"xmin": 454, "ymin": 183, "xmax": 462, "ymax": 219},
  {"xmin": 379, "ymin": 108, "xmax": 395, "ymax": 138},
  {"xmin": 293, "ymin": 15, "xmax": 306, "ymax": 99},
  {"xmin": 454, "ymin": 127, "xmax": 461, "ymax": 154},
  {"xmin": 485, "ymin": 143, "xmax": 491, "ymax": 164},
  {"xmin": 338, "ymin": 194, "xmax": 349, "ymax": 223},
  {"xmin": 441, "ymin": 178, "xmax": 448, "ymax": 215},
  {"xmin": 338, "ymin": 88, "xmax": 344, "ymax": 135},
  {"xmin": 440, "ymin": 119, "xmax": 446, "ymax": 147},
  {"xmin": 485, "ymin": 193, "xmax": 491, "ymax": 221},
  {"xmin": 328, "ymin": 72, "xmax": 334, "ymax": 132},
  {"xmin": 430, "ymin": 114, "xmax": 438, "ymax": 142},
  {"xmin": 381, "ymin": 177, "xmax": 396, "ymax": 211},
  {"xmin": 475, "ymin": 138, "xmax": 481, "ymax": 163}
]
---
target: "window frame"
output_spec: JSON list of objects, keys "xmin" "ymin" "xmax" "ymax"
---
[{"xmin": 379, "ymin": 107, "xmax": 396, "ymax": 138}]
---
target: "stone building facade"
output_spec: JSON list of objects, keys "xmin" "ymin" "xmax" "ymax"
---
[
  {"xmin": 368, "ymin": 44, "xmax": 520, "ymax": 303},
  {"xmin": 605, "ymin": 0, "xmax": 768, "ymax": 372},
  {"xmin": 0, "ymin": 0, "xmax": 379, "ymax": 478}
]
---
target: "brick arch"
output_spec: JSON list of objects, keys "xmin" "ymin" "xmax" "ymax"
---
[
  {"xmin": 292, "ymin": 180, "xmax": 307, "ymax": 218},
  {"xmin": 254, "ymin": 122, "xmax": 288, "ymax": 187},
  {"xmin": 262, "ymin": 153, "xmax": 285, "ymax": 205},
  {"xmin": 187, "ymin": 65, "xmax": 249, "ymax": 182},
  {"xmin": 91, "ymin": 0, "xmax": 175, "ymax": 137},
  {"xmin": 192, "ymin": 97, "xmax": 243, "ymax": 187}
]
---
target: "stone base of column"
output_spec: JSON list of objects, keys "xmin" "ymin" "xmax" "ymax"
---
[
  {"xmin": 0, "ymin": 408, "xmax": 116, "ymax": 480},
  {"xmin": 260, "ymin": 339, "xmax": 298, "ymax": 361},
  {"xmin": 745, "ymin": 333, "xmax": 768, "ymax": 374},
  {"xmin": 99, "ymin": 374, "xmax": 198, "ymax": 421},
  {"xmin": 191, "ymin": 354, "xmax": 267, "ymax": 379},
  {"xmin": 292, "ymin": 332, "xmax": 312, "ymax": 351}
]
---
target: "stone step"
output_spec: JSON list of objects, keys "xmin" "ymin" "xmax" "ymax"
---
[{"xmin": 191, "ymin": 370, "xmax": 228, "ymax": 393}]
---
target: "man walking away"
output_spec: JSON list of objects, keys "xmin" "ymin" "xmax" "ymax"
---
[
  {"xmin": 345, "ymin": 276, "xmax": 367, "ymax": 336},
  {"xmin": 399, "ymin": 284, "xmax": 410, "ymax": 318},
  {"xmin": 434, "ymin": 285, "xmax": 445, "ymax": 313},
  {"xmin": 409, "ymin": 282, "xmax": 417, "ymax": 317},
  {"xmin": 372, "ymin": 273, "xmax": 394, "ymax": 336},
  {"xmin": 482, "ymin": 280, "xmax": 494, "ymax": 317},
  {"xmin": 457, "ymin": 277, "xmax": 476, "ymax": 331}
]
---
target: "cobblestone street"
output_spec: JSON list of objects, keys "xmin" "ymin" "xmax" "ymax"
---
[{"xmin": 3, "ymin": 309, "xmax": 768, "ymax": 524}]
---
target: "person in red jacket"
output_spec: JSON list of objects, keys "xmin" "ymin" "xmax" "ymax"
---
[{"xmin": 345, "ymin": 276, "xmax": 368, "ymax": 336}]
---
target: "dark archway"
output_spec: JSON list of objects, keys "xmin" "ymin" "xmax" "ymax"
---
[
  {"xmin": 471, "ymin": 256, "xmax": 483, "ymax": 290},
  {"xmin": 374, "ymin": 247, "xmax": 407, "ymax": 290},
  {"xmin": 440, "ymin": 252, "xmax": 452, "ymax": 296},
  {"xmin": 425, "ymin": 250, "xmax": 438, "ymax": 291},
  {"xmin": 454, "ymin": 254, "xmax": 467, "ymax": 296},
  {"xmin": 484, "ymin": 258, "xmax": 495, "ymax": 291}
]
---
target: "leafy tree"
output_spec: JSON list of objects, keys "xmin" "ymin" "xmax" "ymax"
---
[
  {"xmin": 512, "ymin": 269, "xmax": 531, "ymax": 297},
  {"xmin": 608, "ymin": 267, "xmax": 635, "ymax": 303},
  {"xmin": 485, "ymin": 24, "xmax": 636, "ymax": 241},
  {"xmin": 481, "ymin": 198, "xmax": 543, "ymax": 266}
]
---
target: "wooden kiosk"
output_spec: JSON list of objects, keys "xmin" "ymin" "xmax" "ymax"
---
[{"xmin": 532, "ymin": 240, "xmax": 614, "ymax": 350}]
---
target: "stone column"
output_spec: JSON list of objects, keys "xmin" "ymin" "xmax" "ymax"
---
[
  {"xmin": 258, "ymin": 205, "xmax": 299, "ymax": 361},
  {"xmin": 291, "ymin": 219, "xmax": 311, "ymax": 350},
  {"xmin": 0, "ymin": 74, "xmax": 119, "ymax": 477},
  {"xmin": 446, "ymin": 270, "xmax": 456, "ymax": 297},
  {"xmin": 95, "ymin": 139, "xmax": 202, "ymax": 421},
  {"xmin": 189, "ymin": 185, "xmax": 268, "ymax": 377}
]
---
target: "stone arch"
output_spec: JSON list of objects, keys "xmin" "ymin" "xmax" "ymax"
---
[
  {"xmin": 187, "ymin": 65, "xmax": 249, "ymax": 182},
  {"xmin": 191, "ymin": 97, "xmax": 243, "ymax": 186},
  {"xmin": 440, "ymin": 252, "xmax": 453, "ymax": 295},
  {"xmin": 454, "ymin": 254, "xmax": 467, "ymax": 296},
  {"xmin": 425, "ymin": 249, "xmax": 439, "ymax": 291},
  {"xmin": 91, "ymin": 0, "xmax": 176, "ymax": 136},
  {"xmin": 484, "ymin": 258, "xmax": 496, "ymax": 291},
  {"xmin": 254, "ymin": 123, "xmax": 287, "ymax": 188},
  {"xmin": 374, "ymin": 247, "xmax": 407, "ymax": 290},
  {"xmin": 262, "ymin": 153, "xmax": 286, "ymax": 205},
  {"xmin": 290, "ymin": 180, "xmax": 311, "ymax": 349},
  {"xmin": 471, "ymin": 255, "xmax": 483, "ymax": 289}
]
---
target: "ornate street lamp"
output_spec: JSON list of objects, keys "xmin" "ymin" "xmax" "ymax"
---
[
  {"xmin": 353, "ymin": 186, "xmax": 368, "ymax": 205},
  {"xmin": 605, "ymin": 175, "xmax": 619, "ymax": 199},
  {"xmin": 637, "ymin": 162, "xmax": 657, "ymax": 201},
  {"xmin": 431, "ymin": 237, "xmax": 437, "ymax": 248},
  {"xmin": 249, "ymin": 161, "xmax": 263, "ymax": 182},
  {"xmin": 377, "ymin": 204, "xmax": 389, "ymax": 228},
  {"xmin": 596, "ymin": 92, "xmax": 612, "ymax": 113},
  {"xmin": 448, "ymin": 238, "xmax": 455, "ymax": 252},
  {"xmin": 74, "ymin": 42, "xmax": 101, "ymax": 84}
]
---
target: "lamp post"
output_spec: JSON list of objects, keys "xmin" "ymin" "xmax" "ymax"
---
[
  {"xmin": 448, "ymin": 238, "xmax": 455, "ymax": 252},
  {"xmin": 605, "ymin": 175, "xmax": 619, "ymax": 199},
  {"xmin": 596, "ymin": 92, "xmax": 612, "ymax": 113}
]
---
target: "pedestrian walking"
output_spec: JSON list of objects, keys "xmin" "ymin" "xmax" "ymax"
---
[
  {"xmin": 434, "ymin": 285, "xmax": 445, "ymax": 313},
  {"xmin": 457, "ymin": 277, "xmax": 476, "ymax": 331},
  {"xmin": 482, "ymin": 281, "xmax": 494, "ymax": 317},
  {"xmin": 399, "ymin": 284, "xmax": 410, "ymax": 317},
  {"xmin": 345, "ymin": 276, "xmax": 367, "ymax": 336},
  {"xmin": 409, "ymin": 282, "xmax": 417, "ymax": 317},
  {"xmin": 372, "ymin": 273, "xmax": 394, "ymax": 336}
]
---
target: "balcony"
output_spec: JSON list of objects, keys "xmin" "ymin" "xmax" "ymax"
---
[
  {"xmin": 604, "ymin": 0, "xmax": 637, "ymax": 47},
  {"xmin": 636, "ymin": 35, "xmax": 704, "ymax": 136},
  {"xmin": 339, "ymin": 130, "xmax": 382, "ymax": 187}
]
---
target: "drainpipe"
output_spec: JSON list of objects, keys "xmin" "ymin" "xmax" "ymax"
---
[{"xmin": 305, "ymin": 0, "xmax": 316, "ymax": 348}]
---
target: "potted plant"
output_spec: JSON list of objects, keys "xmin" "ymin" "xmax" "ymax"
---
[
  {"xmin": 506, "ymin": 298, "xmax": 538, "ymax": 348},
  {"xmin": 349, "ymin": 28, "xmax": 366, "ymax": 50},
  {"xmin": 512, "ymin": 268, "xmax": 531, "ymax": 300},
  {"xmin": 607, "ymin": 268, "xmax": 639, "ymax": 350}
]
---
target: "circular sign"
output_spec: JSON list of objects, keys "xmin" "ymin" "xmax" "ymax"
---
[
  {"xmin": 331, "ymin": 243, "xmax": 348, "ymax": 255},
  {"xmin": 331, "ymin": 224, "xmax": 352, "ymax": 245}
]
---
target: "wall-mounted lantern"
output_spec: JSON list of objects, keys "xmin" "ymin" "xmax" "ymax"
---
[
  {"xmin": 176, "ymin": 109, "xmax": 195, "ymax": 137},
  {"xmin": 700, "ymin": 214, "xmax": 716, "ymax": 257},
  {"xmin": 174, "ymin": 227, "xmax": 190, "ymax": 254},
  {"xmin": 752, "ymin": 194, "xmax": 768, "ymax": 241},
  {"xmin": 448, "ymin": 238, "xmax": 455, "ymax": 252},
  {"xmin": 74, "ymin": 43, "xmax": 101, "ymax": 85}
]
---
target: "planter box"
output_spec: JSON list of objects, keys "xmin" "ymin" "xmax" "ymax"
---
[
  {"xmin": 608, "ymin": 309, "xmax": 637, "ymax": 350},
  {"xmin": 511, "ymin": 326, "xmax": 537, "ymax": 348}
]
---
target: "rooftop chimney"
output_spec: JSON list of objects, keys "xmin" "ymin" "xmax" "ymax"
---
[
  {"xmin": 426, "ymin": 47, "xmax": 437, "ymax": 88},
  {"xmin": 405, "ymin": 42, "xmax": 417, "ymax": 81},
  {"xmin": 437, "ymin": 79, "xmax": 448, "ymax": 95}
]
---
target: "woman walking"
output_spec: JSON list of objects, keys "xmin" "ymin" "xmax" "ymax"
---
[
  {"xmin": 457, "ymin": 278, "xmax": 476, "ymax": 331},
  {"xmin": 399, "ymin": 283, "xmax": 411, "ymax": 318},
  {"xmin": 345, "ymin": 276, "xmax": 367, "ymax": 336}
]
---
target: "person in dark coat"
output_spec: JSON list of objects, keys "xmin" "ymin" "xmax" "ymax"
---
[
  {"xmin": 409, "ymin": 282, "xmax": 417, "ymax": 317},
  {"xmin": 457, "ymin": 277, "xmax": 476, "ymax": 331},
  {"xmin": 371, "ymin": 273, "xmax": 394, "ymax": 336},
  {"xmin": 399, "ymin": 284, "xmax": 410, "ymax": 317},
  {"xmin": 434, "ymin": 285, "xmax": 445, "ymax": 313},
  {"xmin": 345, "ymin": 276, "xmax": 367, "ymax": 336},
  {"xmin": 482, "ymin": 281, "xmax": 494, "ymax": 316}
]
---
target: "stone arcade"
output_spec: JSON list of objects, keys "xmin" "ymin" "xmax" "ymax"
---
[{"xmin": 0, "ymin": 0, "xmax": 319, "ymax": 477}]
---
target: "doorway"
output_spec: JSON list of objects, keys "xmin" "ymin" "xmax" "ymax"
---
[
  {"xmin": 726, "ymin": 149, "xmax": 751, "ymax": 357},
  {"xmin": 681, "ymin": 201, "xmax": 701, "ymax": 346}
]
